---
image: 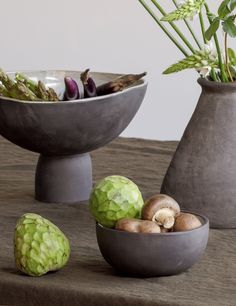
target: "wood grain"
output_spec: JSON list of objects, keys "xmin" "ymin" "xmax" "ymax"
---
[{"xmin": 0, "ymin": 136, "xmax": 235, "ymax": 306}]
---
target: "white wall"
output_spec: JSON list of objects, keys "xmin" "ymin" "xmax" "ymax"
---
[{"xmin": 0, "ymin": 0, "xmax": 220, "ymax": 140}]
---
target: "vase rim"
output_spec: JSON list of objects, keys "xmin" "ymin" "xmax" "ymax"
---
[{"xmin": 198, "ymin": 78, "xmax": 236, "ymax": 92}]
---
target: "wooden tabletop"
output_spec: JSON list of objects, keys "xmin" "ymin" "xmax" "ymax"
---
[{"xmin": 0, "ymin": 136, "xmax": 235, "ymax": 306}]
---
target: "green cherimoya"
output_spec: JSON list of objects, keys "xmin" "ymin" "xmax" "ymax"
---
[
  {"xmin": 89, "ymin": 175, "xmax": 144, "ymax": 228},
  {"xmin": 14, "ymin": 213, "xmax": 70, "ymax": 276}
]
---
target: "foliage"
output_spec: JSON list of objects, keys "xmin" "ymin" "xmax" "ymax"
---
[{"xmin": 139, "ymin": 0, "xmax": 236, "ymax": 82}]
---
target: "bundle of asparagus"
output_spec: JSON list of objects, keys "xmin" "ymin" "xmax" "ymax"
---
[{"xmin": 0, "ymin": 69, "xmax": 59, "ymax": 101}]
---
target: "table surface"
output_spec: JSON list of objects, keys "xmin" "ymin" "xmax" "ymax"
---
[{"xmin": 0, "ymin": 136, "xmax": 235, "ymax": 306}]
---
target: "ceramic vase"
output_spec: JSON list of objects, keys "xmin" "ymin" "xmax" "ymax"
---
[{"xmin": 161, "ymin": 78, "xmax": 236, "ymax": 228}]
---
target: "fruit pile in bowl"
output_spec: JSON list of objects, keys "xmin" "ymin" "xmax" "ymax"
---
[{"xmin": 90, "ymin": 176, "xmax": 209, "ymax": 277}]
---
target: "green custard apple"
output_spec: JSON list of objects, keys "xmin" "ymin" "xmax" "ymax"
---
[
  {"xmin": 14, "ymin": 213, "xmax": 70, "ymax": 277},
  {"xmin": 89, "ymin": 175, "xmax": 144, "ymax": 228}
]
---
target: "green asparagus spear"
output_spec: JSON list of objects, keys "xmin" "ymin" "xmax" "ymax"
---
[
  {"xmin": 15, "ymin": 73, "xmax": 39, "ymax": 93},
  {"xmin": 38, "ymin": 80, "xmax": 50, "ymax": 100},
  {"xmin": 13, "ymin": 81, "xmax": 41, "ymax": 101},
  {"xmin": 15, "ymin": 73, "xmax": 59, "ymax": 101},
  {"xmin": 47, "ymin": 87, "xmax": 59, "ymax": 101},
  {"xmin": 0, "ymin": 84, "xmax": 11, "ymax": 97},
  {"xmin": 0, "ymin": 69, "xmax": 15, "ymax": 88},
  {"xmin": 0, "ymin": 69, "xmax": 40, "ymax": 101}
]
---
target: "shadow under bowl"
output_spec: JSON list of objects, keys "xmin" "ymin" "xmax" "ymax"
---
[
  {"xmin": 0, "ymin": 70, "xmax": 147, "ymax": 203},
  {"xmin": 96, "ymin": 212, "xmax": 209, "ymax": 277}
]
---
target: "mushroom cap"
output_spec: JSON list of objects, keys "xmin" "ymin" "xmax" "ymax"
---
[
  {"xmin": 115, "ymin": 218, "xmax": 161, "ymax": 233},
  {"xmin": 115, "ymin": 218, "xmax": 139, "ymax": 232},
  {"xmin": 141, "ymin": 194, "xmax": 180, "ymax": 221},
  {"xmin": 173, "ymin": 213, "xmax": 202, "ymax": 232},
  {"xmin": 139, "ymin": 220, "xmax": 161, "ymax": 233}
]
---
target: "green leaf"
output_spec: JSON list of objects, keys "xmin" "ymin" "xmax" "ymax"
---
[
  {"xmin": 229, "ymin": 65, "xmax": 236, "ymax": 79},
  {"xmin": 205, "ymin": 18, "xmax": 220, "ymax": 40},
  {"xmin": 218, "ymin": 0, "xmax": 231, "ymax": 19},
  {"xmin": 230, "ymin": 0, "xmax": 236, "ymax": 11},
  {"xmin": 206, "ymin": 12, "xmax": 216, "ymax": 21},
  {"xmin": 222, "ymin": 16, "xmax": 236, "ymax": 37},
  {"xmin": 228, "ymin": 48, "xmax": 236, "ymax": 65}
]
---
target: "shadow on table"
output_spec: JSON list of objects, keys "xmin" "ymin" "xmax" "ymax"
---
[
  {"xmin": 1, "ymin": 267, "xmax": 59, "ymax": 278},
  {"xmin": 1, "ymin": 267, "xmax": 24, "ymax": 276},
  {"xmin": 77, "ymin": 259, "xmax": 167, "ymax": 279}
]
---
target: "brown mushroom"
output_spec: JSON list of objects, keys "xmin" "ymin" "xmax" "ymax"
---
[
  {"xmin": 160, "ymin": 227, "xmax": 171, "ymax": 233},
  {"xmin": 173, "ymin": 213, "xmax": 202, "ymax": 232},
  {"xmin": 115, "ymin": 218, "xmax": 161, "ymax": 233},
  {"xmin": 142, "ymin": 194, "xmax": 180, "ymax": 229},
  {"xmin": 139, "ymin": 220, "xmax": 161, "ymax": 233}
]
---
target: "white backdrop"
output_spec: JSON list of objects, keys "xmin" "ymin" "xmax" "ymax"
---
[{"xmin": 0, "ymin": 0, "xmax": 221, "ymax": 139}]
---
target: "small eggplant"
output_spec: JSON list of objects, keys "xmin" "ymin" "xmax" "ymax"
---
[
  {"xmin": 64, "ymin": 77, "xmax": 80, "ymax": 101},
  {"xmin": 96, "ymin": 72, "xmax": 147, "ymax": 96},
  {"xmin": 80, "ymin": 69, "xmax": 97, "ymax": 98}
]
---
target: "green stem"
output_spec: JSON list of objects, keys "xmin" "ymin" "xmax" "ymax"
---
[
  {"xmin": 172, "ymin": 0, "xmax": 202, "ymax": 49},
  {"xmin": 224, "ymin": 33, "xmax": 234, "ymax": 82},
  {"xmin": 151, "ymin": 0, "xmax": 195, "ymax": 53},
  {"xmin": 210, "ymin": 68, "xmax": 218, "ymax": 82},
  {"xmin": 138, "ymin": 0, "xmax": 189, "ymax": 56},
  {"xmin": 199, "ymin": 9, "xmax": 207, "ymax": 44},
  {"xmin": 198, "ymin": 7, "xmax": 218, "ymax": 81},
  {"xmin": 204, "ymin": 3, "xmax": 228, "ymax": 82}
]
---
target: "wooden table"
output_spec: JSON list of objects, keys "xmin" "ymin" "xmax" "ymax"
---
[{"xmin": 0, "ymin": 136, "xmax": 235, "ymax": 306}]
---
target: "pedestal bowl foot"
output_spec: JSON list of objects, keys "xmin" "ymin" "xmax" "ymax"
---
[{"xmin": 35, "ymin": 153, "xmax": 92, "ymax": 203}]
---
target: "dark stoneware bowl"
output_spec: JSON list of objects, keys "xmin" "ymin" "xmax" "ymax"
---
[
  {"xmin": 0, "ymin": 70, "xmax": 147, "ymax": 203},
  {"xmin": 96, "ymin": 212, "xmax": 209, "ymax": 277}
]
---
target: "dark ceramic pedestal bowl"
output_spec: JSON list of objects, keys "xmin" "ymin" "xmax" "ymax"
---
[
  {"xmin": 96, "ymin": 213, "xmax": 209, "ymax": 277},
  {"xmin": 0, "ymin": 70, "xmax": 147, "ymax": 203}
]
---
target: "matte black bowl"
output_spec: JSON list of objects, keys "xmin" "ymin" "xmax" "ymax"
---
[
  {"xmin": 0, "ymin": 70, "xmax": 147, "ymax": 203},
  {"xmin": 0, "ymin": 70, "xmax": 147, "ymax": 155},
  {"xmin": 96, "ymin": 212, "xmax": 209, "ymax": 277}
]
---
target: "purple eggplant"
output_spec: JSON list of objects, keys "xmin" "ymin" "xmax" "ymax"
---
[
  {"xmin": 64, "ymin": 76, "xmax": 80, "ymax": 101},
  {"xmin": 80, "ymin": 69, "xmax": 97, "ymax": 98}
]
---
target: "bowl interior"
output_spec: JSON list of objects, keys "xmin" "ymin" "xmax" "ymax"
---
[{"xmin": 6, "ymin": 70, "xmax": 145, "ymax": 101}]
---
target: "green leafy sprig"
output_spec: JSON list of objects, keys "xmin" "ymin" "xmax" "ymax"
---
[
  {"xmin": 163, "ymin": 47, "xmax": 218, "ymax": 75},
  {"xmin": 161, "ymin": 0, "xmax": 205, "ymax": 22},
  {"xmin": 205, "ymin": 0, "xmax": 236, "ymax": 40}
]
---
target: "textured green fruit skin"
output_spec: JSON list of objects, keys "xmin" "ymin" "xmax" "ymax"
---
[
  {"xmin": 14, "ymin": 213, "xmax": 70, "ymax": 277},
  {"xmin": 89, "ymin": 175, "xmax": 144, "ymax": 228}
]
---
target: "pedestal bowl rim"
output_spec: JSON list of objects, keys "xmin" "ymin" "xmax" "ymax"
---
[{"xmin": 0, "ymin": 69, "xmax": 148, "ymax": 104}]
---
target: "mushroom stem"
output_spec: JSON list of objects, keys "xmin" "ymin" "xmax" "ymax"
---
[{"xmin": 152, "ymin": 208, "xmax": 176, "ymax": 229}]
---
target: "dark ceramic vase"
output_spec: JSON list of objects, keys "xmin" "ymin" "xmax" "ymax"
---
[{"xmin": 161, "ymin": 78, "xmax": 236, "ymax": 229}]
